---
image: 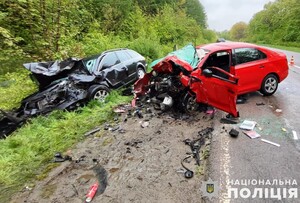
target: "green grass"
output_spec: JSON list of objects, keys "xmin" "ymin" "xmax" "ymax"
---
[
  {"xmin": 0, "ymin": 70, "xmax": 37, "ymax": 110},
  {"xmin": 0, "ymin": 91, "xmax": 131, "ymax": 201},
  {"xmin": 261, "ymin": 44, "xmax": 300, "ymax": 53}
]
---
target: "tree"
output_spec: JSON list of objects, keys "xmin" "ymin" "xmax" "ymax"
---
[
  {"xmin": 184, "ymin": 0, "xmax": 207, "ymax": 28},
  {"xmin": 230, "ymin": 22, "xmax": 248, "ymax": 41},
  {"xmin": 247, "ymin": 0, "xmax": 300, "ymax": 46}
]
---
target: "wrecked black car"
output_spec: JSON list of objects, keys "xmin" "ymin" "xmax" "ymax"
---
[{"xmin": 0, "ymin": 48, "xmax": 146, "ymax": 138}]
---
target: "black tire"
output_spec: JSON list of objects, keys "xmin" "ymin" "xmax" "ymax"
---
[
  {"xmin": 260, "ymin": 74, "xmax": 278, "ymax": 96},
  {"xmin": 136, "ymin": 66, "xmax": 146, "ymax": 79},
  {"xmin": 88, "ymin": 85, "xmax": 110, "ymax": 102},
  {"xmin": 181, "ymin": 92, "xmax": 199, "ymax": 113}
]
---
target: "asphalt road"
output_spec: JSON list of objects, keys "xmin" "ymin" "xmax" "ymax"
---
[{"xmin": 208, "ymin": 48, "xmax": 300, "ymax": 203}]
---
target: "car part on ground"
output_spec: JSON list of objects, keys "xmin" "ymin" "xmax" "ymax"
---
[{"xmin": 0, "ymin": 48, "xmax": 146, "ymax": 138}]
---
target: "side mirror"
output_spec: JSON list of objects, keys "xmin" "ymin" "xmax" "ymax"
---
[{"xmin": 202, "ymin": 69, "xmax": 213, "ymax": 78}]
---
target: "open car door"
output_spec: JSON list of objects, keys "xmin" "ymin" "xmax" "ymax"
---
[{"xmin": 190, "ymin": 67, "xmax": 239, "ymax": 117}]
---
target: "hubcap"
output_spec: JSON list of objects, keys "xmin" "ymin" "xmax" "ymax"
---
[
  {"xmin": 265, "ymin": 77, "xmax": 277, "ymax": 93},
  {"xmin": 94, "ymin": 90, "xmax": 109, "ymax": 102},
  {"xmin": 137, "ymin": 69, "xmax": 145, "ymax": 79},
  {"xmin": 186, "ymin": 96, "xmax": 197, "ymax": 112}
]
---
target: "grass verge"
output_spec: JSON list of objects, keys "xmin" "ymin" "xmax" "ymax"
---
[
  {"xmin": 261, "ymin": 44, "xmax": 300, "ymax": 53},
  {"xmin": 0, "ymin": 91, "xmax": 131, "ymax": 201}
]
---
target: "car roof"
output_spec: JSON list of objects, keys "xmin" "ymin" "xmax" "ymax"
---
[{"xmin": 198, "ymin": 42, "xmax": 260, "ymax": 52}]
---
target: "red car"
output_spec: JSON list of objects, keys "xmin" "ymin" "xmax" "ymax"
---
[{"xmin": 133, "ymin": 42, "xmax": 289, "ymax": 117}]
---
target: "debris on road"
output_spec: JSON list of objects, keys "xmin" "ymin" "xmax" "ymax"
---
[
  {"xmin": 93, "ymin": 165, "xmax": 108, "ymax": 195},
  {"xmin": 85, "ymin": 183, "xmax": 99, "ymax": 202},
  {"xmin": 180, "ymin": 156, "xmax": 194, "ymax": 179},
  {"xmin": 239, "ymin": 120, "xmax": 256, "ymax": 130},
  {"xmin": 256, "ymin": 102, "xmax": 265, "ymax": 106},
  {"xmin": 243, "ymin": 130, "xmax": 261, "ymax": 139},
  {"xmin": 53, "ymin": 152, "xmax": 72, "ymax": 163},
  {"xmin": 229, "ymin": 129, "xmax": 239, "ymax": 138},
  {"xmin": 220, "ymin": 117, "xmax": 238, "ymax": 124},
  {"xmin": 261, "ymin": 139, "xmax": 280, "ymax": 147},
  {"xmin": 141, "ymin": 121, "xmax": 150, "ymax": 128},
  {"xmin": 292, "ymin": 130, "xmax": 298, "ymax": 140},
  {"xmin": 84, "ymin": 127, "xmax": 101, "ymax": 137}
]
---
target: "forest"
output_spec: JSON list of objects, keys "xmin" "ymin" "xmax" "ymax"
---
[
  {"xmin": 0, "ymin": 0, "xmax": 212, "ymax": 75},
  {"xmin": 0, "ymin": 0, "xmax": 299, "ymax": 200},
  {"xmin": 0, "ymin": 0, "xmax": 215, "ymax": 110},
  {"xmin": 224, "ymin": 0, "xmax": 300, "ymax": 47}
]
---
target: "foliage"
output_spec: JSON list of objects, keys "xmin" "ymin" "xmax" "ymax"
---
[
  {"xmin": 247, "ymin": 0, "xmax": 300, "ymax": 47},
  {"xmin": 260, "ymin": 44, "xmax": 300, "ymax": 53},
  {"xmin": 0, "ymin": 91, "xmax": 131, "ymax": 201},
  {"xmin": 0, "ymin": 70, "xmax": 37, "ymax": 110},
  {"xmin": 216, "ymin": 30, "xmax": 231, "ymax": 41},
  {"xmin": 184, "ymin": 0, "xmax": 207, "ymax": 28},
  {"xmin": 0, "ymin": 0, "xmax": 214, "ymax": 75},
  {"xmin": 230, "ymin": 22, "xmax": 248, "ymax": 41},
  {"xmin": 0, "ymin": 1, "xmax": 213, "ymax": 200}
]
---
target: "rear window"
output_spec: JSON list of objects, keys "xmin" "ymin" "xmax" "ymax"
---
[{"xmin": 234, "ymin": 48, "xmax": 266, "ymax": 65}]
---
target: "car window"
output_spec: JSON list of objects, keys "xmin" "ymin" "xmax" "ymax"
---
[
  {"xmin": 98, "ymin": 53, "xmax": 119, "ymax": 71},
  {"xmin": 203, "ymin": 51, "xmax": 230, "ymax": 79},
  {"xmin": 116, "ymin": 50, "xmax": 131, "ymax": 62},
  {"xmin": 126, "ymin": 50, "xmax": 141, "ymax": 58},
  {"xmin": 234, "ymin": 48, "xmax": 266, "ymax": 65}
]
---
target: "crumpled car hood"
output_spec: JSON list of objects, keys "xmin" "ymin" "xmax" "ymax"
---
[{"xmin": 23, "ymin": 58, "xmax": 89, "ymax": 89}]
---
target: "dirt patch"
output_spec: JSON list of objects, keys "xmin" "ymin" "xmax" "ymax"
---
[{"xmin": 12, "ymin": 106, "xmax": 215, "ymax": 203}]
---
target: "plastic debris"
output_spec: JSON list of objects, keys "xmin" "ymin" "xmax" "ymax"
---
[
  {"xmin": 243, "ymin": 130, "xmax": 261, "ymax": 139},
  {"xmin": 261, "ymin": 139, "xmax": 280, "ymax": 147},
  {"xmin": 292, "ymin": 130, "xmax": 298, "ymax": 140},
  {"xmin": 275, "ymin": 109, "xmax": 282, "ymax": 113},
  {"xmin": 239, "ymin": 120, "xmax": 256, "ymax": 130},
  {"xmin": 141, "ymin": 121, "xmax": 150, "ymax": 128},
  {"xmin": 85, "ymin": 183, "xmax": 99, "ymax": 202},
  {"xmin": 281, "ymin": 128, "xmax": 287, "ymax": 132}
]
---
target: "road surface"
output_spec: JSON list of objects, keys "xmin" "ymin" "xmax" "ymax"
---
[{"xmin": 208, "ymin": 48, "xmax": 300, "ymax": 203}]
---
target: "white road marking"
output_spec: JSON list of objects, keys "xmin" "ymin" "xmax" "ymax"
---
[
  {"xmin": 292, "ymin": 130, "xmax": 298, "ymax": 140},
  {"xmin": 292, "ymin": 65, "xmax": 300, "ymax": 69},
  {"xmin": 220, "ymin": 129, "xmax": 231, "ymax": 203}
]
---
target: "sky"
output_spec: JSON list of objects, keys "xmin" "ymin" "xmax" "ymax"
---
[{"xmin": 200, "ymin": 0, "xmax": 275, "ymax": 31}]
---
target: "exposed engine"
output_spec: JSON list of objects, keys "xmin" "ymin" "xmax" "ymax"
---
[{"xmin": 142, "ymin": 73, "xmax": 186, "ymax": 111}]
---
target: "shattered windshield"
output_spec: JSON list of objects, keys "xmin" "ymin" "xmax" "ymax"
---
[
  {"xmin": 196, "ymin": 48, "xmax": 210, "ymax": 62},
  {"xmin": 150, "ymin": 44, "xmax": 201, "ymax": 69},
  {"xmin": 83, "ymin": 55, "xmax": 104, "ymax": 74}
]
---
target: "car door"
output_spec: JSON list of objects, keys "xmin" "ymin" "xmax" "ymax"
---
[
  {"xmin": 232, "ymin": 48, "xmax": 268, "ymax": 94},
  {"xmin": 190, "ymin": 50, "xmax": 239, "ymax": 117},
  {"xmin": 98, "ymin": 52, "xmax": 128, "ymax": 88},
  {"xmin": 190, "ymin": 67, "xmax": 239, "ymax": 117},
  {"xmin": 115, "ymin": 50, "xmax": 134, "ymax": 83}
]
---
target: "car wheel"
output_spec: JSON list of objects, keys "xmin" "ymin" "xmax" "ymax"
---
[
  {"xmin": 260, "ymin": 74, "xmax": 278, "ymax": 96},
  {"xmin": 137, "ymin": 67, "xmax": 146, "ymax": 79},
  {"xmin": 181, "ymin": 92, "xmax": 199, "ymax": 113},
  {"xmin": 88, "ymin": 85, "xmax": 110, "ymax": 102}
]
